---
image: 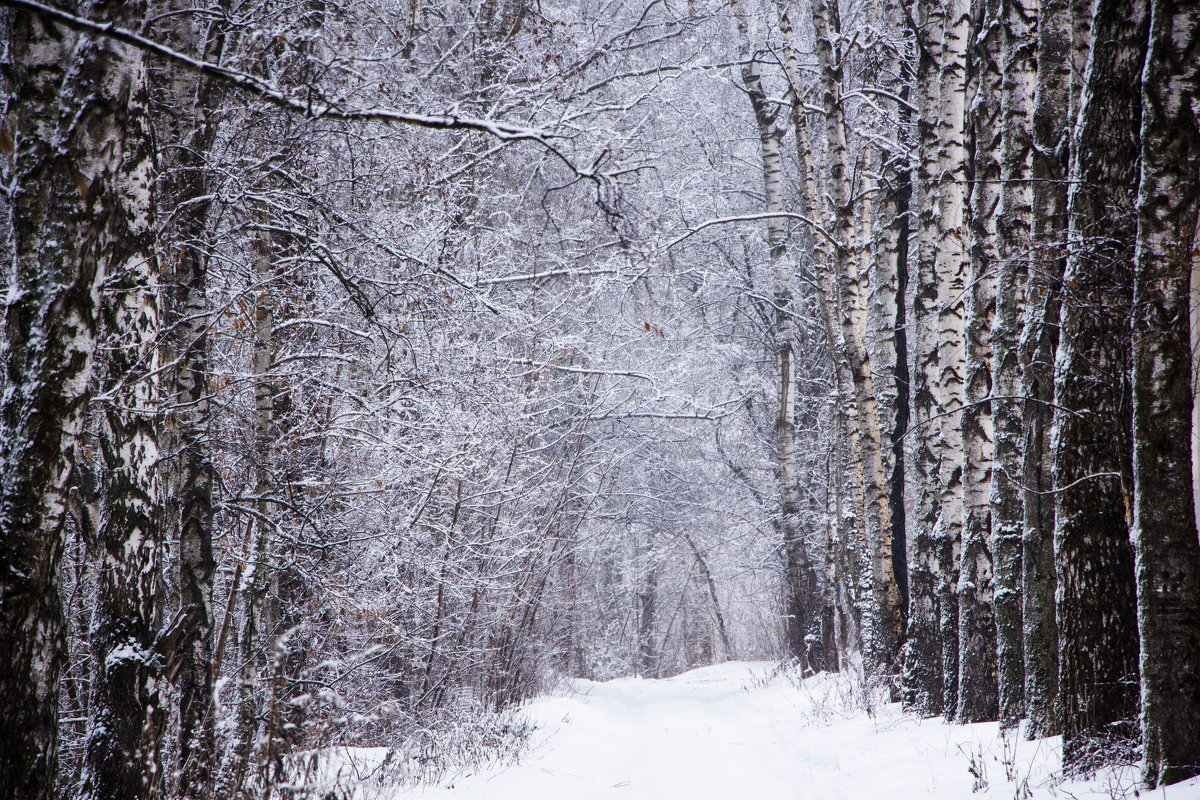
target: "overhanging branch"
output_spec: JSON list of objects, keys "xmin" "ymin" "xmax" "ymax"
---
[
  {"xmin": 1, "ymin": 0, "xmax": 596, "ymax": 176},
  {"xmin": 664, "ymin": 211, "xmax": 841, "ymax": 250}
]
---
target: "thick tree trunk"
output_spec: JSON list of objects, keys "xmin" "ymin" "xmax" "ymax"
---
[
  {"xmin": 958, "ymin": 0, "xmax": 1001, "ymax": 723},
  {"xmin": 1018, "ymin": 0, "xmax": 1069, "ymax": 740},
  {"xmin": 2, "ymin": 4, "xmax": 164, "ymax": 797},
  {"xmin": 79, "ymin": 40, "xmax": 166, "ymax": 800},
  {"xmin": 935, "ymin": 0, "xmax": 972, "ymax": 719},
  {"xmin": 901, "ymin": 0, "xmax": 946, "ymax": 716},
  {"xmin": 0, "ymin": 12, "xmax": 92, "ymax": 800},
  {"xmin": 991, "ymin": 0, "xmax": 1036, "ymax": 731},
  {"xmin": 1053, "ymin": 0, "xmax": 1145, "ymax": 764},
  {"xmin": 1130, "ymin": 0, "xmax": 1200, "ymax": 784}
]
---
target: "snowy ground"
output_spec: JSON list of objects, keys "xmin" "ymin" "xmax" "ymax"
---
[{"xmin": 324, "ymin": 661, "xmax": 1200, "ymax": 800}]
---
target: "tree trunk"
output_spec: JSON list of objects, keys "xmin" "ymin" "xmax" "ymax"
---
[
  {"xmin": 736, "ymin": 0, "xmax": 820, "ymax": 668},
  {"xmin": 682, "ymin": 534, "xmax": 736, "ymax": 662},
  {"xmin": 935, "ymin": 0, "xmax": 972, "ymax": 719},
  {"xmin": 225, "ymin": 226, "xmax": 281, "ymax": 798},
  {"xmin": 810, "ymin": 0, "xmax": 905, "ymax": 674},
  {"xmin": 0, "ymin": 12, "xmax": 93, "ymax": 800},
  {"xmin": 991, "ymin": 0, "xmax": 1036, "ymax": 731},
  {"xmin": 153, "ymin": 5, "xmax": 227, "ymax": 795},
  {"xmin": 882, "ymin": 0, "xmax": 914, "ymax": 625},
  {"xmin": 1, "ymin": 4, "xmax": 164, "ymax": 797},
  {"xmin": 1130, "ymin": 0, "xmax": 1200, "ymax": 784},
  {"xmin": 637, "ymin": 528, "xmax": 659, "ymax": 678},
  {"xmin": 901, "ymin": 0, "xmax": 946, "ymax": 716},
  {"xmin": 1018, "ymin": 0, "xmax": 1069, "ymax": 740},
  {"xmin": 958, "ymin": 0, "xmax": 1001, "ymax": 723},
  {"xmin": 1053, "ymin": 0, "xmax": 1145, "ymax": 764},
  {"xmin": 79, "ymin": 38, "xmax": 166, "ymax": 799}
]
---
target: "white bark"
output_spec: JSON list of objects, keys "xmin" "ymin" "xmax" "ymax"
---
[
  {"xmin": 933, "ymin": 0, "xmax": 971, "ymax": 718},
  {"xmin": 809, "ymin": 0, "xmax": 905, "ymax": 672},
  {"xmin": 958, "ymin": 0, "xmax": 1001, "ymax": 724}
]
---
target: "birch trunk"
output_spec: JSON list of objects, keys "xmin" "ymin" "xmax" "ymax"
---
[
  {"xmin": 881, "ymin": 0, "xmax": 914, "ymax": 624},
  {"xmin": 0, "ymin": 13, "xmax": 93, "ymax": 800},
  {"xmin": 1018, "ymin": 0, "xmax": 1068, "ymax": 740},
  {"xmin": 958, "ymin": 0, "xmax": 1001, "ymax": 723},
  {"xmin": 991, "ymin": 0, "xmax": 1036, "ymax": 731},
  {"xmin": 810, "ymin": 0, "xmax": 904, "ymax": 673},
  {"xmin": 901, "ymin": 0, "xmax": 946, "ymax": 715},
  {"xmin": 1130, "ymin": 0, "xmax": 1200, "ymax": 784},
  {"xmin": 79, "ymin": 39, "xmax": 166, "ymax": 800},
  {"xmin": 224, "ymin": 227, "xmax": 281, "ymax": 798},
  {"xmin": 778, "ymin": 0, "xmax": 863, "ymax": 667},
  {"xmin": 935, "ymin": 0, "xmax": 972, "ymax": 718},
  {"xmin": 1053, "ymin": 0, "xmax": 1145, "ymax": 763},
  {"xmin": 154, "ymin": 5, "xmax": 227, "ymax": 795}
]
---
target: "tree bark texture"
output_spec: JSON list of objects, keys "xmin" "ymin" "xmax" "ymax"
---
[
  {"xmin": 0, "ymin": 11, "xmax": 91, "ymax": 800},
  {"xmin": 1, "ymin": 3, "xmax": 161, "ymax": 797},
  {"xmin": 1018, "ymin": 0, "xmax": 1069, "ymax": 740},
  {"xmin": 1053, "ymin": 0, "xmax": 1145, "ymax": 764},
  {"xmin": 958, "ymin": 0, "xmax": 1001, "ymax": 723},
  {"xmin": 935, "ymin": 0, "xmax": 972, "ymax": 718},
  {"xmin": 79, "ymin": 31, "xmax": 167, "ymax": 798},
  {"xmin": 881, "ymin": 0, "xmax": 914, "ymax": 624},
  {"xmin": 1130, "ymin": 0, "xmax": 1200, "ymax": 784},
  {"xmin": 991, "ymin": 0, "xmax": 1036, "ymax": 731},
  {"xmin": 901, "ymin": 0, "xmax": 946, "ymax": 716}
]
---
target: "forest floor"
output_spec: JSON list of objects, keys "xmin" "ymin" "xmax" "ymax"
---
[{"xmin": 323, "ymin": 661, "xmax": 1200, "ymax": 799}]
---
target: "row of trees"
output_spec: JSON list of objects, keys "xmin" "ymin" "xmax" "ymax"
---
[{"xmin": 728, "ymin": 0, "xmax": 1200, "ymax": 786}]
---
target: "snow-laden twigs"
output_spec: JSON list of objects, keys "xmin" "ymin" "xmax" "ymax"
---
[
  {"xmin": 0, "ymin": 0, "xmax": 600, "ymax": 178},
  {"xmin": 663, "ymin": 211, "xmax": 841, "ymax": 251}
]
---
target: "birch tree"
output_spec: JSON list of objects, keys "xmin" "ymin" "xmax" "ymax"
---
[
  {"xmin": 934, "ymin": 0, "xmax": 972, "ymax": 718},
  {"xmin": 732, "ymin": 0, "xmax": 821, "ymax": 667},
  {"xmin": 1130, "ymin": 0, "xmax": 1200, "ymax": 784},
  {"xmin": 78, "ymin": 29, "xmax": 166, "ymax": 800},
  {"xmin": 879, "ymin": 0, "xmax": 914, "ymax": 638},
  {"xmin": 991, "ymin": 0, "xmax": 1036, "ymax": 731},
  {"xmin": 0, "ymin": 11, "xmax": 96, "ymax": 800},
  {"xmin": 1053, "ymin": 0, "xmax": 1145, "ymax": 763},
  {"xmin": 901, "ymin": 0, "xmax": 947, "ymax": 716},
  {"xmin": 1018, "ymin": 0, "xmax": 1068, "ymax": 740},
  {"xmin": 957, "ymin": 0, "xmax": 1000, "ymax": 723},
  {"xmin": 0, "ymin": 3, "xmax": 164, "ymax": 797},
  {"xmin": 152, "ymin": 4, "xmax": 227, "ymax": 794},
  {"xmin": 809, "ymin": 0, "xmax": 905, "ymax": 673}
]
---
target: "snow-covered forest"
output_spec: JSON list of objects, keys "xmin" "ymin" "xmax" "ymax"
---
[{"xmin": 0, "ymin": 0, "xmax": 1198, "ymax": 797}]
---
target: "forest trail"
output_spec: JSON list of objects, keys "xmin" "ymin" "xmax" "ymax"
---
[{"xmin": 333, "ymin": 662, "xmax": 1200, "ymax": 799}]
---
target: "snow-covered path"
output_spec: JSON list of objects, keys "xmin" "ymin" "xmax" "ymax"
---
[{"xmin": 346, "ymin": 662, "xmax": 1200, "ymax": 800}]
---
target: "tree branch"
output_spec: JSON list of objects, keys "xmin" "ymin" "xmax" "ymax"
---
[
  {"xmin": 665, "ymin": 212, "xmax": 840, "ymax": 250},
  {"xmin": 0, "ymin": 0, "xmax": 595, "ymax": 176}
]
